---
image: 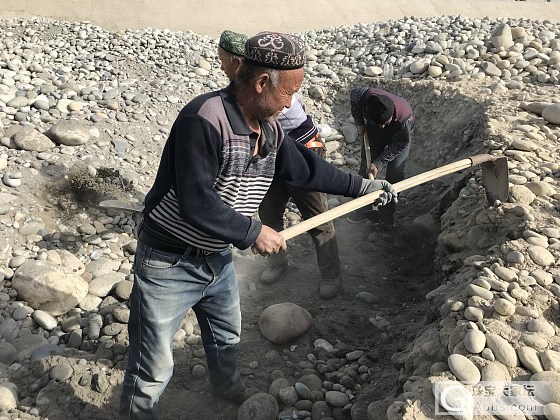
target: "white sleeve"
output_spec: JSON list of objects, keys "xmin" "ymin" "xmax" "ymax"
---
[{"xmin": 277, "ymin": 96, "xmax": 307, "ymax": 133}]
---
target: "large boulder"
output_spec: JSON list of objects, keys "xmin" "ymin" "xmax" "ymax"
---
[
  {"xmin": 238, "ymin": 392, "xmax": 278, "ymax": 420},
  {"xmin": 258, "ymin": 302, "xmax": 312, "ymax": 344},
  {"xmin": 12, "ymin": 260, "xmax": 89, "ymax": 316},
  {"xmin": 45, "ymin": 119, "xmax": 91, "ymax": 146}
]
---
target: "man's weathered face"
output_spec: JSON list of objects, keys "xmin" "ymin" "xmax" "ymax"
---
[
  {"xmin": 254, "ymin": 67, "xmax": 304, "ymax": 122},
  {"xmin": 218, "ymin": 46, "xmax": 241, "ymax": 81}
]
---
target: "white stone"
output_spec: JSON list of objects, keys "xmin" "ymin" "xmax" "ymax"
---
[
  {"xmin": 494, "ymin": 298, "xmax": 516, "ymax": 316},
  {"xmin": 448, "ymin": 354, "xmax": 481, "ymax": 384},
  {"xmin": 527, "ymin": 246, "xmax": 555, "ymax": 267},
  {"xmin": 485, "ymin": 333, "xmax": 518, "ymax": 367},
  {"xmin": 517, "ymin": 346, "xmax": 543, "ymax": 374},
  {"xmin": 464, "ymin": 329, "xmax": 486, "ymax": 354}
]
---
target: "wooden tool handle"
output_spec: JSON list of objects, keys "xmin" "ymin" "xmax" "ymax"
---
[
  {"xmin": 364, "ymin": 132, "xmax": 375, "ymax": 181},
  {"xmin": 280, "ymin": 154, "xmax": 495, "ymax": 241}
]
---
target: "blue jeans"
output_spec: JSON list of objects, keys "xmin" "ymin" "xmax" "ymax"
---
[{"xmin": 119, "ymin": 239, "xmax": 242, "ymax": 420}]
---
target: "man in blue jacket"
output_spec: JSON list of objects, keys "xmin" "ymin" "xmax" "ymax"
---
[{"xmin": 119, "ymin": 31, "xmax": 396, "ymax": 419}]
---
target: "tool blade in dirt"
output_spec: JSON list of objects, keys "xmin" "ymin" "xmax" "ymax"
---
[
  {"xmin": 99, "ymin": 199, "xmax": 144, "ymax": 213},
  {"xmin": 481, "ymin": 157, "xmax": 509, "ymax": 204},
  {"xmin": 363, "ymin": 208, "xmax": 380, "ymax": 223}
]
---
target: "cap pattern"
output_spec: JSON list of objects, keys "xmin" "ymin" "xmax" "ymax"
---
[
  {"xmin": 219, "ymin": 30, "xmax": 248, "ymax": 56},
  {"xmin": 244, "ymin": 32, "xmax": 305, "ymax": 70}
]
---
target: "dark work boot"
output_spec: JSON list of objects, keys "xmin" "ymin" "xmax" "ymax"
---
[
  {"xmin": 212, "ymin": 385, "xmax": 248, "ymax": 405},
  {"xmin": 260, "ymin": 251, "xmax": 288, "ymax": 284},
  {"xmin": 320, "ymin": 275, "xmax": 342, "ymax": 299}
]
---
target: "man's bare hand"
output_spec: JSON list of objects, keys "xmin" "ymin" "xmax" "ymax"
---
[
  {"xmin": 369, "ymin": 163, "xmax": 379, "ymax": 178},
  {"xmin": 251, "ymin": 225, "xmax": 287, "ymax": 256}
]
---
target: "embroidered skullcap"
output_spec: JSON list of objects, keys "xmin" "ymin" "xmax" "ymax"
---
[
  {"xmin": 219, "ymin": 30, "xmax": 248, "ymax": 56},
  {"xmin": 244, "ymin": 31, "xmax": 305, "ymax": 70},
  {"xmin": 366, "ymin": 94, "xmax": 395, "ymax": 124}
]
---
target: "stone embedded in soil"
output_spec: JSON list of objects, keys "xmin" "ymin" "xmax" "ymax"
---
[
  {"xmin": 298, "ymin": 374, "xmax": 323, "ymax": 392},
  {"xmin": 464, "ymin": 329, "xmax": 486, "ymax": 354},
  {"xmin": 278, "ymin": 386, "xmax": 299, "ymax": 407},
  {"xmin": 483, "ymin": 277, "xmax": 508, "ymax": 292},
  {"xmin": 356, "ymin": 291, "xmax": 379, "ymax": 304},
  {"xmin": 238, "ymin": 392, "xmax": 279, "ymax": 420},
  {"xmin": 527, "ymin": 319, "xmax": 556, "ymax": 337},
  {"xmin": 11, "ymin": 260, "xmax": 89, "ymax": 316},
  {"xmin": 277, "ymin": 410, "xmax": 312, "ymax": 420},
  {"xmin": 540, "ymin": 350, "xmax": 560, "ymax": 372},
  {"xmin": 510, "ymin": 185, "xmax": 536, "ymax": 204},
  {"xmin": 485, "ymin": 334, "xmax": 518, "ymax": 368},
  {"xmin": 493, "ymin": 298, "xmax": 516, "ymax": 316},
  {"xmin": 544, "ymin": 403, "xmax": 560, "ymax": 419},
  {"xmin": 258, "ymin": 302, "xmax": 312, "ymax": 345},
  {"xmin": 531, "ymin": 371, "xmax": 560, "ymax": 404},
  {"xmin": 464, "ymin": 306, "xmax": 484, "ymax": 322},
  {"xmin": 493, "ymin": 265, "xmax": 518, "ymax": 282},
  {"xmin": 431, "ymin": 379, "xmax": 474, "ymax": 420},
  {"xmin": 517, "ymin": 346, "xmax": 544, "ymax": 374},
  {"xmin": 522, "ymin": 332, "xmax": 550, "ymax": 351},
  {"xmin": 527, "ymin": 245, "xmax": 556, "ymax": 267},
  {"xmin": 480, "ymin": 361, "xmax": 511, "ymax": 382},
  {"xmin": 466, "ymin": 284, "xmax": 494, "ymax": 301},
  {"xmin": 294, "ymin": 382, "xmax": 311, "ymax": 400},
  {"xmin": 447, "ymin": 354, "xmax": 481, "ymax": 384},
  {"xmin": 542, "ymin": 103, "xmax": 560, "ymax": 124},
  {"xmin": 325, "ymin": 390, "xmax": 350, "ymax": 407},
  {"xmin": 313, "ymin": 338, "xmax": 333, "ymax": 352},
  {"xmin": 532, "ymin": 269, "xmax": 554, "ymax": 287},
  {"xmin": 268, "ymin": 378, "xmax": 290, "ymax": 400}
]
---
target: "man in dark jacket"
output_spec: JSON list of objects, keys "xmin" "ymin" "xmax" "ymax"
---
[
  {"xmin": 119, "ymin": 32, "xmax": 397, "ymax": 419},
  {"xmin": 347, "ymin": 87, "xmax": 415, "ymax": 226}
]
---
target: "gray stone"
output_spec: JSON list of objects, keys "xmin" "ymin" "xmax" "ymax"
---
[
  {"xmin": 45, "ymin": 119, "xmax": 91, "ymax": 146},
  {"xmin": 259, "ymin": 303, "xmax": 312, "ymax": 345},
  {"xmin": 238, "ymin": 393, "xmax": 279, "ymax": 420},
  {"xmin": 325, "ymin": 390, "xmax": 349, "ymax": 407},
  {"xmin": 50, "ymin": 363, "xmax": 74, "ymax": 381}
]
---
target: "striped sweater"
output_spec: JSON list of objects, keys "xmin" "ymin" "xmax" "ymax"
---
[{"xmin": 143, "ymin": 83, "xmax": 363, "ymax": 252}]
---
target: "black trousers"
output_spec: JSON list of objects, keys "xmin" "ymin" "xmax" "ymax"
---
[{"xmin": 359, "ymin": 130, "xmax": 411, "ymax": 224}]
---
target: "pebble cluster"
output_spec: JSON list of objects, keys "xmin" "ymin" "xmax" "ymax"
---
[{"xmin": 0, "ymin": 12, "xmax": 559, "ymax": 420}]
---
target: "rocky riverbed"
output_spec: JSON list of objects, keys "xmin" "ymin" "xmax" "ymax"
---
[{"xmin": 0, "ymin": 13, "xmax": 560, "ymax": 420}]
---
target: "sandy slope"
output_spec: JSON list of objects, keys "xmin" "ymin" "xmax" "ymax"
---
[{"xmin": 1, "ymin": 0, "xmax": 560, "ymax": 37}]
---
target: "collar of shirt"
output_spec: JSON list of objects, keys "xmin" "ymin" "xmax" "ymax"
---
[{"xmin": 220, "ymin": 82, "xmax": 277, "ymax": 145}]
